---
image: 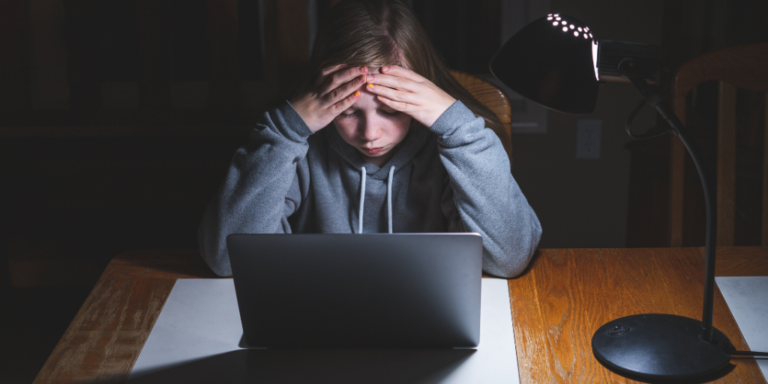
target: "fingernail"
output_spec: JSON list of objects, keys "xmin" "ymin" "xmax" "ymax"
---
[
  {"xmin": 354, "ymin": 91, "xmax": 360, "ymax": 97},
  {"xmin": 360, "ymin": 75, "xmax": 366, "ymax": 82},
  {"xmin": 361, "ymin": 66, "xmax": 368, "ymax": 73},
  {"xmin": 367, "ymin": 83, "xmax": 374, "ymax": 89},
  {"xmin": 382, "ymin": 66, "xmax": 389, "ymax": 72}
]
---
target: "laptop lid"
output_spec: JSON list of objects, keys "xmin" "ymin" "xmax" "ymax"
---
[{"xmin": 226, "ymin": 233, "xmax": 482, "ymax": 348}]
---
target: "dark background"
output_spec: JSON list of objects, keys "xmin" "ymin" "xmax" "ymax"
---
[{"xmin": 1, "ymin": 0, "xmax": 767, "ymax": 382}]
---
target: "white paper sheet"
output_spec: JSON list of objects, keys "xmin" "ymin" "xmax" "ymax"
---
[
  {"xmin": 128, "ymin": 278, "xmax": 519, "ymax": 383},
  {"xmin": 716, "ymin": 276, "xmax": 768, "ymax": 380}
]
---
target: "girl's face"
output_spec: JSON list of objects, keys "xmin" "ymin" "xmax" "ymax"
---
[{"xmin": 333, "ymin": 78, "xmax": 412, "ymax": 167}]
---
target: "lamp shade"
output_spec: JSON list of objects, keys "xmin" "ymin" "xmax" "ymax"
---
[{"xmin": 490, "ymin": 14, "xmax": 598, "ymax": 114}]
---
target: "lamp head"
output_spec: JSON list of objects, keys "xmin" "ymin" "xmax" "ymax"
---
[
  {"xmin": 490, "ymin": 13, "xmax": 598, "ymax": 114},
  {"xmin": 490, "ymin": 14, "xmax": 660, "ymax": 114}
]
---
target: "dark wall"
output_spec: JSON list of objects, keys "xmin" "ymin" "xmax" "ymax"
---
[
  {"xmin": 625, "ymin": 0, "xmax": 768, "ymax": 247},
  {"xmin": 2, "ymin": 0, "xmax": 766, "ymax": 289}
]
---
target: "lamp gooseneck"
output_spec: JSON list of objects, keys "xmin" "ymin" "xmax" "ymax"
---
[{"xmin": 619, "ymin": 59, "xmax": 719, "ymax": 342}]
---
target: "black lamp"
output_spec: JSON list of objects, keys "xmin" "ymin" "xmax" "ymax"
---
[{"xmin": 490, "ymin": 13, "xmax": 734, "ymax": 380}]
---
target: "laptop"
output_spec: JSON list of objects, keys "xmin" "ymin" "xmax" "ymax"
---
[{"xmin": 226, "ymin": 233, "xmax": 483, "ymax": 348}]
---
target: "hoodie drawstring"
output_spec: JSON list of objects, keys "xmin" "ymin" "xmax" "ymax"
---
[
  {"xmin": 358, "ymin": 167, "xmax": 366, "ymax": 234},
  {"xmin": 386, "ymin": 166, "xmax": 395, "ymax": 233},
  {"xmin": 358, "ymin": 166, "xmax": 395, "ymax": 234}
]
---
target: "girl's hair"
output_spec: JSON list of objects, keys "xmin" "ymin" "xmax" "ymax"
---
[{"xmin": 304, "ymin": 0, "xmax": 512, "ymax": 159}]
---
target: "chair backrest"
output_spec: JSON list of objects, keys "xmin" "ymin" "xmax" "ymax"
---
[
  {"xmin": 450, "ymin": 70, "xmax": 513, "ymax": 163},
  {"xmin": 669, "ymin": 43, "xmax": 768, "ymax": 246}
]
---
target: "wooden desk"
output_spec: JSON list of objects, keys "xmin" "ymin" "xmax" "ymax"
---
[{"xmin": 33, "ymin": 247, "xmax": 768, "ymax": 383}]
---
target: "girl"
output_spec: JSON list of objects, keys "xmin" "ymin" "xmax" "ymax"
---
[{"xmin": 199, "ymin": 0, "xmax": 541, "ymax": 278}]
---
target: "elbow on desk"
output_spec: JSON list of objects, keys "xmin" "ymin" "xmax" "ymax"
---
[
  {"xmin": 483, "ymin": 250, "xmax": 536, "ymax": 279},
  {"xmin": 485, "ymin": 222, "xmax": 542, "ymax": 279}
]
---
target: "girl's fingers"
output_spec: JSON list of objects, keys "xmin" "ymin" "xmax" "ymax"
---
[
  {"xmin": 376, "ymin": 95, "xmax": 410, "ymax": 111},
  {"xmin": 366, "ymin": 82, "xmax": 415, "ymax": 105},
  {"xmin": 365, "ymin": 73, "xmax": 417, "ymax": 93},
  {"xmin": 322, "ymin": 66, "xmax": 368, "ymax": 95},
  {"xmin": 331, "ymin": 89, "xmax": 362, "ymax": 114},
  {"xmin": 323, "ymin": 74, "xmax": 366, "ymax": 106},
  {"xmin": 381, "ymin": 65, "xmax": 425, "ymax": 83},
  {"xmin": 316, "ymin": 64, "xmax": 348, "ymax": 86}
]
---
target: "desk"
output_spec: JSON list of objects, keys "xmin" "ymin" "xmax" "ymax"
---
[{"xmin": 33, "ymin": 247, "xmax": 768, "ymax": 383}]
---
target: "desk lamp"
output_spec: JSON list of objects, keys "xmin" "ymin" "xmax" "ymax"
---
[{"xmin": 490, "ymin": 13, "xmax": 735, "ymax": 380}]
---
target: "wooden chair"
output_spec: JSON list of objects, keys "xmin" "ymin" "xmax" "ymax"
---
[
  {"xmin": 450, "ymin": 70, "xmax": 513, "ymax": 165},
  {"xmin": 669, "ymin": 43, "xmax": 768, "ymax": 246}
]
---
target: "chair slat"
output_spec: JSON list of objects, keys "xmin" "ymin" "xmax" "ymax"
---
[
  {"xmin": 716, "ymin": 82, "xmax": 737, "ymax": 246},
  {"xmin": 674, "ymin": 44, "xmax": 768, "ymax": 98},
  {"xmin": 670, "ymin": 43, "xmax": 768, "ymax": 247}
]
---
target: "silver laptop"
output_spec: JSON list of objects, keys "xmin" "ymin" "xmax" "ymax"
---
[{"xmin": 226, "ymin": 233, "xmax": 483, "ymax": 348}]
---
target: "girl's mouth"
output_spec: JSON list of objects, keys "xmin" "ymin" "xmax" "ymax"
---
[{"xmin": 366, "ymin": 147, "xmax": 384, "ymax": 155}]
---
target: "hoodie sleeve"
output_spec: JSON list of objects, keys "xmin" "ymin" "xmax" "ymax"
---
[
  {"xmin": 431, "ymin": 101, "xmax": 542, "ymax": 278},
  {"xmin": 198, "ymin": 101, "xmax": 312, "ymax": 276}
]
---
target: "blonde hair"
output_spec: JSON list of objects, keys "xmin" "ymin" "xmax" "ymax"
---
[{"xmin": 303, "ymin": 0, "xmax": 511, "ymax": 157}]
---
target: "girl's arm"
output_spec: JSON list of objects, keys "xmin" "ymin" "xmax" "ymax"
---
[
  {"xmin": 367, "ymin": 65, "xmax": 542, "ymax": 278},
  {"xmin": 432, "ymin": 101, "xmax": 542, "ymax": 278},
  {"xmin": 199, "ymin": 65, "xmax": 366, "ymax": 277},
  {"xmin": 197, "ymin": 102, "xmax": 311, "ymax": 276}
]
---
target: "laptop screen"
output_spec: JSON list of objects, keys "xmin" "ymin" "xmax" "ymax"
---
[{"xmin": 227, "ymin": 233, "xmax": 483, "ymax": 348}]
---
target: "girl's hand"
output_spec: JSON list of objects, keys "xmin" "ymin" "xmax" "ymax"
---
[
  {"xmin": 291, "ymin": 65, "xmax": 368, "ymax": 132},
  {"xmin": 364, "ymin": 65, "xmax": 456, "ymax": 128}
]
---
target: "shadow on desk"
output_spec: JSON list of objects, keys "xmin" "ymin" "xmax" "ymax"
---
[
  {"xmin": 121, "ymin": 349, "xmax": 474, "ymax": 384},
  {"xmin": 600, "ymin": 362, "xmax": 736, "ymax": 384}
]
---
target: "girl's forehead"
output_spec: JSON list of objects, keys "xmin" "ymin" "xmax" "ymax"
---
[{"xmin": 351, "ymin": 88, "xmax": 381, "ymax": 109}]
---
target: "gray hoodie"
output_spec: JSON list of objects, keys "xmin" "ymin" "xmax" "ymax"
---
[{"xmin": 198, "ymin": 100, "xmax": 542, "ymax": 278}]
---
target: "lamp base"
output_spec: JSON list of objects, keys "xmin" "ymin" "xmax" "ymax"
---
[{"xmin": 592, "ymin": 314, "xmax": 732, "ymax": 380}]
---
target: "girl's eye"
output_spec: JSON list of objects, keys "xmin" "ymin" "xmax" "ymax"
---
[
  {"xmin": 341, "ymin": 112, "xmax": 356, "ymax": 119},
  {"xmin": 380, "ymin": 110, "xmax": 398, "ymax": 116}
]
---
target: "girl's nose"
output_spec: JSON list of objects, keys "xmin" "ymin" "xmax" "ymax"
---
[{"xmin": 359, "ymin": 119, "xmax": 382, "ymax": 142}]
